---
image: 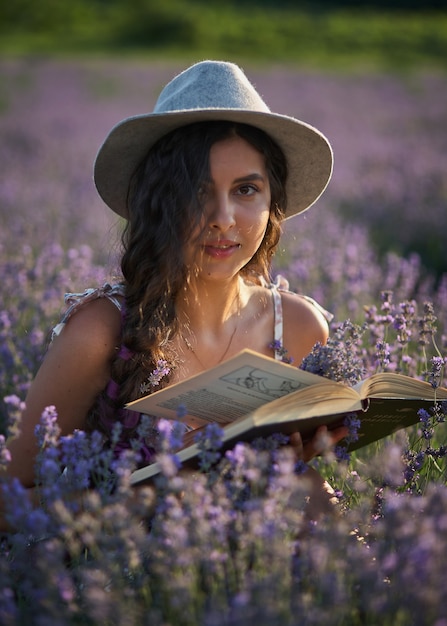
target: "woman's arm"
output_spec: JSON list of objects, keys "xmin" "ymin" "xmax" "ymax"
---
[{"xmin": 6, "ymin": 297, "xmax": 122, "ymax": 488}]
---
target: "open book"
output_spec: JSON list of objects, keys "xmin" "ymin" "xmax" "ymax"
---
[{"xmin": 128, "ymin": 349, "xmax": 447, "ymax": 484}]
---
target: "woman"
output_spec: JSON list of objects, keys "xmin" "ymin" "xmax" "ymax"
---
[{"xmin": 5, "ymin": 61, "xmax": 347, "ymax": 520}]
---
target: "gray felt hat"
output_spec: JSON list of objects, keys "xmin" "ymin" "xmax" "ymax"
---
[{"xmin": 94, "ymin": 60, "xmax": 333, "ymax": 219}]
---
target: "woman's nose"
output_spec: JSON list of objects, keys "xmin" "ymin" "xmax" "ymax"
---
[{"xmin": 207, "ymin": 193, "xmax": 236, "ymax": 231}]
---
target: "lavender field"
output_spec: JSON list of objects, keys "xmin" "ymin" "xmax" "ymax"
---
[
  {"xmin": 2, "ymin": 58, "xmax": 447, "ymax": 288},
  {"xmin": 1, "ymin": 58, "xmax": 447, "ymax": 624}
]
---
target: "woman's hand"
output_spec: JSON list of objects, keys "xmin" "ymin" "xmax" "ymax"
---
[
  {"xmin": 289, "ymin": 424, "xmax": 349, "ymax": 464},
  {"xmin": 287, "ymin": 425, "xmax": 349, "ymax": 521}
]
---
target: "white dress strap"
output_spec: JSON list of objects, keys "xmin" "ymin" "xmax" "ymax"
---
[
  {"xmin": 270, "ymin": 285, "xmax": 284, "ymax": 360},
  {"xmin": 267, "ymin": 274, "xmax": 333, "ymax": 363},
  {"xmin": 51, "ymin": 283, "xmax": 125, "ymax": 340}
]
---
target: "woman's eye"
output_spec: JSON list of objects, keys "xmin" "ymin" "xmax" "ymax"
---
[{"xmin": 237, "ymin": 184, "xmax": 257, "ymax": 196}]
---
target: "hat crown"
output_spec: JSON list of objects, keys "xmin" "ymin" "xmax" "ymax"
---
[{"xmin": 154, "ymin": 61, "xmax": 271, "ymax": 114}]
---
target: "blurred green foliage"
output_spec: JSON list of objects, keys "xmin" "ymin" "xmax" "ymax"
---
[{"xmin": 0, "ymin": 0, "xmax": 446, "ymax": 69}]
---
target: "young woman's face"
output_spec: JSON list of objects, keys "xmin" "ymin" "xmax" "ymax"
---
[{"xmin": 185, "ymin": 134, "xmax": 271, "ymax": 282}]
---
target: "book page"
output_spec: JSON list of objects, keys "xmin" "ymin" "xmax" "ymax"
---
[
  {"xmin": 127, "ymin": 349, "xmax": 336, "ymax": 424},
  {"xmin": 356, "ymin": 372, "xmax": 447, "ymax": 401}
]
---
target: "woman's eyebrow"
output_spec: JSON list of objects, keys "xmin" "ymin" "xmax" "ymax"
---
[
  {"xmin": 204, "ymin": 173, "xmax": 265, "ymax": 186},
  {"xmin": 233, "ymin": 173, "xmax": 265, "ymax": 184}
]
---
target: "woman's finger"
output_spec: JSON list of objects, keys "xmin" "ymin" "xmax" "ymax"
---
[{"xmin": 290, "ymin": 424, "xmax": 350, "ymax": 463}]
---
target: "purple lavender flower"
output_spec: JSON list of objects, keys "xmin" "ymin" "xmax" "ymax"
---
[
  {"xmin": 428, "ymin": 356, "xmax": 445, "ymax": 389},
  {"xmin": 157, "ymin": 418, "xmax": 187, "ymax": 452},
  {"xmin": 332, "ymin": 413, "xmax": 362, "ymax": 462},
  {"xmin": 0, "ymin": 586, "xmax": 19, "ymax": 624},
  {"xmin": 418, "ymin": 407, "xmax": 433, "ymax": 440},
  {"xmin": 195, "ymin": 423, "xmax": 224, "ymax": 472},
  {"xmin": 3, "ymin": 394, "xmax": 25, "ymax": 440},
  {"xmin": 0, "ymin": 435, "xmax": 11, "ymax": 469},
  {"xmin": 334, "ymin": 445, "xmax": 351, "ymax": 463},
  {"xmin": 225, "ymin": 442, "xmax": 247, "ymax": 469},
  {"xmin": 294, "ymin": 459, "xmax": 308, "ymax": 475},
  {"xmin": 375, "ymin": 340, "xmax": 391, "ymax": 370},
  {"xmin": 269, "ymin": 340, "xmax": 294, "ymax": 364},
  {"xmin": 344, "ymin": 413, "xmax": 361, "ymax": 444},
  {"xmin": 34, "ymin": 405, "xmax": 60, "ymax": 448},
  {"xmin": 300, "ymin": 320, "xmax": 366, "ymax": 385},
  {"xmin": 1, "ymin": 477, "xmax": 36, "ymax": 535},
  {"xmin": 418, "ymin": 302, "xmax": 438, "ymax": 346},
  {"xmin": 251, "ymin": 432, "xmax": 290, "ymax": 452},
  {"xmin": 139, "ymin": 359, "xmax": 170, "ymax": 394}
]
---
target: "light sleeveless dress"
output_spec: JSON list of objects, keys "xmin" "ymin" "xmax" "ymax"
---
[{"xmin": 52, "ymin": 279, "xmax": 332, "ymax": 463}]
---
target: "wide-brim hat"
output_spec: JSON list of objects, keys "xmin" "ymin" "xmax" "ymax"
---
[{"xmin": 94, "ymin": 60, "xmax": 333, "ymax": 219}]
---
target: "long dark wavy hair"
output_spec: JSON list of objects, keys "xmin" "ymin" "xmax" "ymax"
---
[{"xmin": 88, "ymin": 121, "xmax": 288, "ymax": 433}]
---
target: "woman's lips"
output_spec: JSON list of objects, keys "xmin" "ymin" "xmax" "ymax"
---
[{"xmin": 202, "ymin": 241, "xmax": 241, "ymax": 259}]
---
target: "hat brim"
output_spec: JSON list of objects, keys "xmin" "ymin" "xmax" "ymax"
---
[{"xmin": 94, "ymin": 109, "xmax": 333, "ymax": 219}]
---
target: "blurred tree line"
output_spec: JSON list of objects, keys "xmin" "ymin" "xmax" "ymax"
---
[
  {"xmin": 0, "ymin": 0, "xmax": 446, "ymax": 68},
  {"xmin": 212, "ymin": 0, "xmax": 446, "ymax": 6}
]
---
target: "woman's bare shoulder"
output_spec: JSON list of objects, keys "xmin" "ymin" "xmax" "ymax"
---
[
  {"xmin": 280, "ymin": 290, "xmax": 329, "ymax": 363},
  {"xmin": 43, "ymin": 295, "xmax": 123, "ymax": 401},
  {"xmin": 50, "ymin": 295, "xmax": 123, "ymax": 355}
]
